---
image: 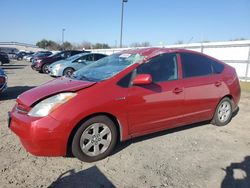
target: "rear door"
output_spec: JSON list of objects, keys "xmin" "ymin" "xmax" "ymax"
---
[
  {"xmin": 180, "ymin": 53, "xmax": 223, "ymax": 124},
  {"xmin": 127, "ymin": 53, "xmax": 185, "ymax": 135}
]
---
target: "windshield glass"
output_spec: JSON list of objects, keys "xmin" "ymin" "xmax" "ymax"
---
[
  {"xmin": 66, "ymin": 53, "xmax": 86, "ymax": 61},
  {"xmin": 49, "ymin": 52, "xmax": 60, "ymax": 57},
  {"xmin": 72, "ymin": 53, "xmax": 144, "ymax": 82}
]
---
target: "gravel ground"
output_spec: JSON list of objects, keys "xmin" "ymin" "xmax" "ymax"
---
[{"xmin": 0, "ymin": 60, "xmax": 250, "ymax": 188}]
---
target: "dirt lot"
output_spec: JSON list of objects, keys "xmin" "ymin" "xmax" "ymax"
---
[{"xmin": 0, "ymin": 60, "xmax": 250, "ymax": 188}]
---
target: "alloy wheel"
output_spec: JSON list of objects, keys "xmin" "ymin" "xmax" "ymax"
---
[
  {"xmin": 217, "ymin": 101, "xmax": 231, "ymax": 123},
  {"xmin": 80, "ymin": 123, "xmax": 112, "ymax": 157}
]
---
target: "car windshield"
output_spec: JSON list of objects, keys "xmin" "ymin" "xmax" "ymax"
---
[
  {"xmin": 66, "ymin": 53, "xmax": 86, "ymax": 61},
  {"xmin": 48, "ymin": 52, "xmax": 59, "ymax": 57},
  {"xmin": 71, "ymin": 53, "xmax": 144, "ymax": 82}
]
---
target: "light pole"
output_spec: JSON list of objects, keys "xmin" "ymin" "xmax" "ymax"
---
[
  {"xmin": 120, "ymin": 0, "xmax": 128, "ymax": 48},
  {"xmin": 62, "ymin": 28, "xmax": 66, "ymax": 45}
]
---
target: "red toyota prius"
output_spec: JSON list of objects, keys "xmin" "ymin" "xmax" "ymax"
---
[{"xmin": 9, "ymin": 48, "xmax": 240, "ymax": 162}]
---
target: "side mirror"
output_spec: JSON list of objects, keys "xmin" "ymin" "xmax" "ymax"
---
[{"xmin": 133, "ymin": 74, "xmax": 152, "ymax": 85}]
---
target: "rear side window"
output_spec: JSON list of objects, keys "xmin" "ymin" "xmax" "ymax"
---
[
  {"xmin": 136, "ymin": 53, "xmax": 178, "ymax": 83},
  {"xmin": 180, "ymin": 53, "xmax": 213, "ymax": 78}
]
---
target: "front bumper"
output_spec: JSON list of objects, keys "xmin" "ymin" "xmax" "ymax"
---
[
  {"xmin": 49, "ymin": 68, "xmax": 61, "ymax": 77},
  {"xmin": 0, "ymin": 75, "xmax": 7, "ymax": 93},
  {"xmin": 9, "ymin": 107, "xmax": 68, "ymax": 156},
  {"xmin": 1, "ymin": 59, "xmax": 10, "ymax": 64},
  {"xmin": 0, "ymin": 83, "xmax": 7, "ymax": 93}
]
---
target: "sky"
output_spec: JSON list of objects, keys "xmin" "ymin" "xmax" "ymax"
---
[{"xmin": 0, "ymin": 0, "xmax": 250, "ymax": 46}]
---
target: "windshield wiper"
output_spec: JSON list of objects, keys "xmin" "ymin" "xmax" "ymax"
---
[{"xmin": 71, "ymin": 74, "xmax": 97, "ymax": 82}]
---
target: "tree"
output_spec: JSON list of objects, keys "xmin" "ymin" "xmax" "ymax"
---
[
  {"xmin": 36, "ymin": 39, "xmax": 60, "ymax": 50},
  {"xmin": 130, "ymin": 42, "xmax": 151, "ymax": 47},
  {"xmin": 175, "ymin": 40, "xmax": 184, "ymax": 44},
  {"xmin": 230, "ymin": 38, "xmax": 247, "ymax": 41},
  {"xmin": 36, "ymin": 39, "xmax": 49, "ymax": 49},
  {"xmin": 61, "ymin": 41, "xmax": 72, "ymax": 50},
  {"xmin": 92, "ymin": 43, "xmax": 110, "ymax": 49}
]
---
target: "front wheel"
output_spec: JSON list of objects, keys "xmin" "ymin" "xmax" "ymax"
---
[
  {"xmin": 72, "ymin": 116, "xmax": 117, "ymax": 162},
  {"xmin": 42, "ymin": 64, "xmax": 50, "ymax": 74},
  {"xmin": 63, "ymin": 68, "xmax": 75, "ymax": 77},
  {"xmin": 212, "ymin": 97, "xmax": 233, "ymax": 126}
]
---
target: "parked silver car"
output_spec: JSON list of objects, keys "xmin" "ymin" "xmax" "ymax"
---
[{"xmin": 49, "ymin": 53, "xmax": 107, "ymax": 77}]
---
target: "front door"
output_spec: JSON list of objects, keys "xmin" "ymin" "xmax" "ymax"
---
[{"xmin": 127, "ymin": 53, "xmax": 185, "ymax": 136}]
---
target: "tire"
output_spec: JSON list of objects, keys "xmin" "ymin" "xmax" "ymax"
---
[
  {"xmin": 72, "ymin": 115, "xmax": 117, "ymax": 162},
  {"xmin": 212, "ymin": 97, "xmax": 233, "ymax": 126},
  {"xmin": 63, "ymin": 68, "xmax": 75, "ymax": 77},
  {"xmin": 42, "ymin": 64, "xmax": 49, "ymax": 74}
]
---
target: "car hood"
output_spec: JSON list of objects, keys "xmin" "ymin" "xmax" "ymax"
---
[
  {"xmin": 17, "ymin": 77, "xmax": 96, "ymax": 107},
  {"xmin": 50, "ymin": 60, "xmax": 68, "ymax": 68}
]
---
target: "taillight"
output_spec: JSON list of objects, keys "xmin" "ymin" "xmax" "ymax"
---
[
  {"xmin": 0, "ymin": 76, "xmax": 6, "ymax": 84},
  {"xmin": 16, "ymin": 103, "xmax": 30, "ymax": 114}
]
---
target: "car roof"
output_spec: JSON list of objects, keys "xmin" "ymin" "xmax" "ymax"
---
[{"xmin": 120, "ymin": 47, "xmax": 207, "ymax": 60}]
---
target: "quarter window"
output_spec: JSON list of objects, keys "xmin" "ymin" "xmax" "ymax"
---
[{"xmin": 136, "ymin": 53, "xmax": 178, "ymax": 83}]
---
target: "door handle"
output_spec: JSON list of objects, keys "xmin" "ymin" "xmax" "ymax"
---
[
  {"xmin": 215, "ymin": 81, "xmax": 222, "ymax": 87},
  {"xmin": 173, "ymin": 88, "xmax": 183, "ymax": 94}
]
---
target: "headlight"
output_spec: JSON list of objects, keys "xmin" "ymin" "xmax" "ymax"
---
[
  {"xmin": 28, "ymin": 92, "xmax": 77, "ymax": 117},
  {"xmin": 37, "ymin": 59, "xmax": 42, "ymax": 63},
  {"xmin": 54, "ymin": 64, "xmax": 61, "ymax": 69}
]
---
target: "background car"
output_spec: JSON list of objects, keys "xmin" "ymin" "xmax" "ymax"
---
[
  {"xmin": 0, "ymin": 52, "xmax": 10, "ymax": 65},
  {"xmin": 31, "ymin": 50, "xmax": 84, "ymax": 73},
  {"xmin": 15, "ymin": 51, "xmax": 29, "ymax": 60},
  {"xmin": 49, "ymin": 53, "xmax": 107, "ymax": 77},
  {"xmin": 30, "ymin": 51, "xmax": 53, "ymax": 62},
  {"xmin": 9, "ymin": 48, "xmax": 240, "ymax": 162},
  {"xmin": 0, "ymin": 68, "xmax": 7, "ymax": 94},
  {"xmin": 7, "ymin": 52, "xmax": 18, "ymax": 59},
  {"xmin": 23, "ymin": 52, "xmax": 35, "ymax": 61}
]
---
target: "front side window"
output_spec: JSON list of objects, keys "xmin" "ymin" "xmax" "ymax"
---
[
  {"xmin": 93, "ymin": 54, "xmax": 106, "ymax": 61},
  {"xmin": 136, "ymin": 53, "xmax": 178, "ymax": 83},
  {"xmin": 181, "ymin": 53, "xmax": 213, "ymax": 78},
  {"xmin": 85, "ymin": 54, "xmax": 94, "ymax": 61}
]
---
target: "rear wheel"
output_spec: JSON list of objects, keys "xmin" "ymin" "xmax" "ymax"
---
[
  {"xmin": 63, "ymin": 68, "xmax": 75, "ymax": 77},
  {"xmin": 212, "ymin": 97, "xmax": 233, "ymax": 126},
  {"xmin": 72, "ymin": 116, "xmax": 117, "ymax": 162}
]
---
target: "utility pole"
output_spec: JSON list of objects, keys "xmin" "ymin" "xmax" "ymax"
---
[
  {"xmin": 120, "ymin": 0, "xmax": 128, "ymax": 48},
  {"xmin": 62, "ymin": 28, "xmax": 65, "ymax": 45}
]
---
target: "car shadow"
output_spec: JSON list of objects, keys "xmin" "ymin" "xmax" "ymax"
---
[
  {"xmin": 1, "ymin": 63, "xmax": 28, "ymax": 70},
  {"xmin": 112, "ymin": 107, "xmax": 240, "ymax": 155},
  {"xmin": 1, "ymin": 66, "xmax": 27, "ymax": 70},
  {"xmin": 221, "ymin": 156, "xmax": 250, "ymax": 188},
  {"xmin": 48, "ymin": 166, "xmax": 115, "ymax": 188},
  {"xmin": 111, "ymin": 120, "xmax": 211, "ymax": 156},
  {"xmin": 0, "ymin": 86, "xmax": 35, "ymax": 100}
]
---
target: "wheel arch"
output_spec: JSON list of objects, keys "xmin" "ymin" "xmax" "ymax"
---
[
  {"xmin": 221, "ymin": 94, "xmax": 235, "ymax": 107},
  {"xmin": 66, "ymin": 112, "xmax": 123, "ymax": 156}
]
